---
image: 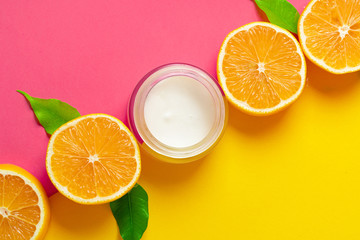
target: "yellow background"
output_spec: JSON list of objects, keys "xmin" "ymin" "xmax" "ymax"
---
[{"xmin": 45, "ymin": 61, "xmax": 360, "ymax": 239}]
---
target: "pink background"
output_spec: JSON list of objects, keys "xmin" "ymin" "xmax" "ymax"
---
[{"xmin": 0, "ymin": 0, "xmax": 307, "ymax": 195}]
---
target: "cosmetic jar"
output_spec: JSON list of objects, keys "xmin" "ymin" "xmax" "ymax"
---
[{"xmin": 128, "ymin": 63, "xmax": 228, "ymax": 163}]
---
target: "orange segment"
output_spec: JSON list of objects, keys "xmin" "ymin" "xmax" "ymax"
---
[
  {"xmin": 11, "ymin": 206, "xmax": 41, "ymax": 225},
  {"xmin": 0, "ymin": 164, "xmax": 50, "ymax": 240},
  {"xmin": 298, "ymin": 0, "xmax": 360, "ymax": 74},
  {"xmin": 46, "ymin": 114, "xmax": 141, "ymax": 204},
  {"xmin": 217, "ymin": 22, "xmax": 306, "ymax": 115},
  {"xmin": 7, "ymin": 216, "xmax": 36, "ymax": 239}
]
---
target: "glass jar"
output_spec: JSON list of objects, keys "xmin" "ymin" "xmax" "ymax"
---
[{"xmin": 128, "ymin": 63, "xmax": 228, "ymax": 163}]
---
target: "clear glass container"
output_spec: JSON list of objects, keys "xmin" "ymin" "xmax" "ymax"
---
[{"xmin": 128, "ymin": 63, "xmax": 228, "ymax": 163}]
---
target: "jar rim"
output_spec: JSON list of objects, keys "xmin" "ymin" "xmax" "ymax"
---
[{"xmin": 128, "ymin": 63, "xmax": 227, "ymax": 161}]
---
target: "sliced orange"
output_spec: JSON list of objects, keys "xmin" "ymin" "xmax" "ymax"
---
[
  {"xmin": 46, "ymin": 114, "xmax": 141, "ymax": 205},
  {"xmin": 298, "ymin": 0, "xmax": 360, "ymax": 74},
  {"xmin": 217, "ymin": 22, "xmax": 306, "ymax": 116},
  {"xmin": 0, "ymin": 164, "xmax": 50, "ymax": 240}
]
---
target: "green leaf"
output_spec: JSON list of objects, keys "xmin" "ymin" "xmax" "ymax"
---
[
  {"xmin": 17, "ymin": 90, "xmax": 81, "ymax": 134},
  {"xmin": 254, "ymin": 0, "xmax": 300, "ymax": 34},
  {"xmin": 110, "ymin": 184, "xmax": 149, "ymax": 240}
]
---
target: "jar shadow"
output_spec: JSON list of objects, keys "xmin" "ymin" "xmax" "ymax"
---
[{"xmin": 140, "ymin": 148, "xmax": 205, "ymax": 186}]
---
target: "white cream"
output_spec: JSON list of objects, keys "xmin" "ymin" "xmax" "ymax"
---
[{"xmin": 144, "ymin": 75, "xmax": 216, "ymax": 148}]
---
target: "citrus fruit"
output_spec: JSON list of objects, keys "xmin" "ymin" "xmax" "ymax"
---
[
  {"xmin": 217, "ymin": 22, "xmax": 306, "ymax": 115},
  {"xmin": 46, "ymin": 114, "xmax": 141, "ymax": 205},
  {"xmin": 0, "ymin": 164, "xmax": 50, "ymax": 240},
  {"xmin": 298, "ymin": 0, "xmax": 360, "ymax": 74}
]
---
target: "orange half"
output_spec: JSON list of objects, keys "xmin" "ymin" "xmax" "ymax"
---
[
  {"xmin": 46, "ymin": 114, "xmax": 141, "ymax": 204},
  {"xmin": 217, "ymin": 22, "xmax": 306, "ymax": 115},
  {"xmin": 0, "ymin": 164, "xmax": 50, "ymax": 240},
  {"xmin": 298, "ymin": 0, "xmax": 360, "ymax": 74}
]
